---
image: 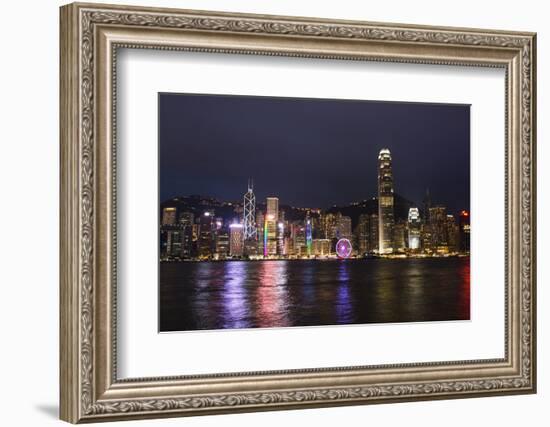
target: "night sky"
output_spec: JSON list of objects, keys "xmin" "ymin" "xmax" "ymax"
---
[{"xmin": 159, "ymin": 93, "xmax": 470, "ymax": 214}]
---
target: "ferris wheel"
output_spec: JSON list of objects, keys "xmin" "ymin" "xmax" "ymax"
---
[{"xmin": 336, "ymin": 238, "xmax": 352, "ymax": 259}]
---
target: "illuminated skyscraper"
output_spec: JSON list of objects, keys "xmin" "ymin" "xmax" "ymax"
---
[
  {"xmin": 216, "ymin": 228, "xmax": 230, "ymax": 259},
  {"xmin": 429, "ymin": 206, "xmax": 448, "ymax": 254},
  {"xmin": 305, "ymin": 217, "xmax": 313, "ymax": 256},
  {"xmin": 243, "ymin": 179, "xmax": 257, "ymax": 240},
  {"xmin": 256, "ymin": 211, "xmax": 265, "ymax": 255},
  {"xmin": 407, "ymin": 207, "xmax": 421, "ymax": 250},
  {"xmin": 178, "ymin": 211, "xmax": 194, "ymax": 227},
  {"xmin": 265, "ymin": 197, "xmax": 279, "ymax": 256},
  {"xmin": 321, "ymin": 213, "xmax": 336, "ymax": 239},
  {"xmin": 290, "ymin": 222, "xmax": 306, "ymax": 256},
  {"xmin": 312, "ymin": 239, "xmax": 331, "ymax": 256},
  {"xmin": 378, "ymin": 148, "xmax": 394, "ymax": 254},
  {"xmin": 393, "ymin": 221, "xmax": 407, "ymax": 252},
  {"xmin": 368, "ymin": 213, "xmax": 379, "ymax": 253},
  {"xmin": 355, "ymin": 214, "xmax": 370, "ymax": 255},
  {"xmin": 336, "ymin": 215, "xmax": 352, "ymax": 240},
  {"xmin": 446, "ymin": 214, "xmax": 460, "ymax": 253},
  {"xmin": 178, "ymin": 211, "xmax": 194, "ymax": 258},
  {"xmin": 421, "ymin": 222, "xmax": 434, "ymax": 254},
  {"xmin": 162, "ymin": 207, "xmax": 177, "ymax": 225},
  {"xmin": 229, "ymin": 223, "xmax": 244, "ymax": 257},
  {"xmin": 459, "ymin": 210, "xmax": 470, "ymax": 253},
  {"xmin": 277, "ymin": 221, "xmax": 285, "ymax": 255},
  {"xmin": 266, "ymin": 197, "xmax": 279, "ymax": 218},
  {"xmin": 198, "ymin": 211, "xmax": 215, "ymax": 259}
]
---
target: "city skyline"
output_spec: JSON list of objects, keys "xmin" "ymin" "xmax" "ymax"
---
[
  {"xmin": 160, "ymin": 148, "xmax": 470, "ymax": 261},
  {"xmin": 159, "ymin": 93, "xmax": 470, "ymax": 213},
  {"xmin": 158, "ymin": 94, "xmax": 471, "ymax": 332}
]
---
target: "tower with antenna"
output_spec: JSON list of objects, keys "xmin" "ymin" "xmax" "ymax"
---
[
  {"xmin": 378, "ymin": 148, "xmax": 394, "ymax": 254},
  {"xmin": 243, "ymin": 178, "xmax": 257, "ymax": 241}
]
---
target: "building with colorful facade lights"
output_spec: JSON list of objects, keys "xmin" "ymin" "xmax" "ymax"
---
[
  {"xmin": 160, "ymin": 148, "xmax": 471, "ymax": 262},
  {"xmin": 263, "ymin": 217, "xmax": 269, "ymax": 257},
  {"xmin": 305, "ymin": 218, "xmax": 313, "ymax": 256},
  {"xmin": 256, "ymin": 211, "xmax": 264, "ymax": 255},
  {"xmin": 378, "ymin": 148, "xmax": 395, "ymax": 254}
]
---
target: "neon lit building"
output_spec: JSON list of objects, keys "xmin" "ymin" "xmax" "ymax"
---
[
  {"xmin": 263, "ymin": 217, "xmax": 269, "ymax": 257},
  {"xmin": 407, "ymin": 207, "xmax": 421, "ymax": 250},
  {"xmin": 378, "ymin": 148, "xmax": 394, "ymax": 254},
  {"xmin": 256, "ymin": 211, "xmax": 264, "ymax": 255},
  {"xmin": 265, "ymin": 197, "xmax": 279, "ymax": 256},
  {"xmin": 305, "ymin": 218, "xmax": 313, "ymax": 256}
]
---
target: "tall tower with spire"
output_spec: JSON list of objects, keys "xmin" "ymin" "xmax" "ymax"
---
[
  {"xmin": 243, "ymin": 179, "xmax": 257, "ymax": 241},
  {"xmin": 378, "ymin": 148, "xmax": 394, "ymax": 254}
]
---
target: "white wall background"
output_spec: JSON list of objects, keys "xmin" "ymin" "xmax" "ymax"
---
[{"xmin": 0, "ymin": 1, "xmax": 545, "ymax": 426}]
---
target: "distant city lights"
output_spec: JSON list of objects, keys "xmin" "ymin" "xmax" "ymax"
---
[{"xmin": 160, "ymin": 149, "xmax": 470, "ymax": 261}]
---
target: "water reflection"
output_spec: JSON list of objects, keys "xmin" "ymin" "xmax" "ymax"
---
[
  {"xmin": 459, "ymin": 261, "xmax": 471, "ymax": 319},
  {"xmin": 404, "ymin": 262, "xmax": 426, "ymax": 320},
  {"xmin": 189, "ymin": 262, "xmax": 225, "ymax": 330},
  {"xmin": 255, "ymin": 261, "xmax": 290, "ymax": 328},
  {"xmin": 335, "ymin": 261, "xmax": 352, "ymax": 324},
  {"xmin": 221, "ymin": 262, "xmax": 250, "ymax": 329},
  {"xmin": 159, "ymin": 257, "xmax": 471, "ymax": 331}
]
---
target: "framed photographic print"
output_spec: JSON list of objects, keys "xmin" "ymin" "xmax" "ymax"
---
[
  {"xmin": 60, "ymin": 2, "xmax": 537, "ymax": 423},
  {"xmin": 158, "ymin": 94, "xmax": 472, "ymax": 332}
]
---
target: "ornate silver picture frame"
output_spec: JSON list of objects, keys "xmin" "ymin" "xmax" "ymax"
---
[{"xmin": 60, "ymin": 2, "xmax": 536, "ymax": 423}]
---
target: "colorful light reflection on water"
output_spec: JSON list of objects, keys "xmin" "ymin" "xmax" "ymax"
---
[{"xmin": 159, "ymin": 257, "xmax": 471, "ymax": 332}]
